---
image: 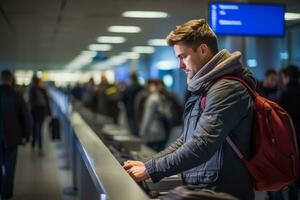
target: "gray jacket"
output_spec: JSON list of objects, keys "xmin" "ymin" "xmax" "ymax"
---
[
  {"xmin": 145, "ymin": 50, "xmax": 255, "ymax": 200},
  {"xmin": 140, "ymin": 92, "xmax": 167, "ymax": 143}
]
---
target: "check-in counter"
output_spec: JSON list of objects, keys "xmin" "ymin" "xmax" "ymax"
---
[
  {"xmin": 50, "ymin": 88, "xmax": 183, "ymax": 199},
  {"xmin": 71, "ymin": 112, "xmax": 150, "ymax": 200}
]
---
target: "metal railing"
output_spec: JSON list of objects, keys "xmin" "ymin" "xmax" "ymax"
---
[{"xmin": 49, "ymin": 88, "xmax": 151, "ymax": 200}]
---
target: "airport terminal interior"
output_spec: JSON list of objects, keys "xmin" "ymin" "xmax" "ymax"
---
[{"xmin": 0, "ymin": 0, "xmax": 300, "ymax": 199}]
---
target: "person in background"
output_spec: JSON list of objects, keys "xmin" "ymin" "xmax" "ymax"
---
[
  {"xmin": 71, "ymin": 83, "xmax": 84, "ymax": 101},
  {"xmin": 96, "ymin": 73, "xmax": 120, "ymax": 123},
  {"xmin": 29, "ymin": 76, "xmax": 51, "ymax": 154},
  {"xmin": 256, "ymin": 69, "xmax": 279, "ymax": 102},
  {"xmin": 82, "ymin": 77, "xmax": 97, "ymax": 110},
  {"xmin": 124, "ymin": 19, "xmax": 255, "ymax": 200},
  {"xmin": 133, "ymin": 80, "xmax": 153, "ymax": 135},
  {"xmin": 0, "ymin": 69, "xmax": 32, "ymax": 199},
  {"xmin": 268, "ymin": 65, "xmax": 300, "ymax": 200},
  {"xmin": 122, "ymin": 73, "xmax": 143, "ymax": 136},
  {"xmin": 140, "ymin": 80, "xmax": 168, "ymax": 152}
]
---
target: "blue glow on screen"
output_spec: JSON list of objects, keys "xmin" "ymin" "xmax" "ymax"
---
[{"xmin": 209, "ymin": 3, "xmax": 285, "ymax": 36}]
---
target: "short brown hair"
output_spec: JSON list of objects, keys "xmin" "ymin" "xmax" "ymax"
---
[{"xmin": 166, "ymin": 19, "xmax": 218, "ymax": 54}]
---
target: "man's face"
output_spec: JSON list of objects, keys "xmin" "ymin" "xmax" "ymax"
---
[{"xmin": 174, "ymin": 42, "xmax": 207, "ymax": 79}]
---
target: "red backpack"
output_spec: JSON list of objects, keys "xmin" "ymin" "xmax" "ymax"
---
[{"xmin": 201, "ymin": 76, "xmax": 299, "ymax": 191}]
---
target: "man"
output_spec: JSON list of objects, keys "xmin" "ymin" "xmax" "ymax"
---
[
  {"xmin": 256, "ymin": 69, "xmax": 279, "ymax": 101},
  {"xmin": 0, "ymin": 69, "xmax": 32, "ymax": 199},
  {"xmin": 29, "ymin": 76, "xmax": 50, "ymax": 154},
  {"xmin": 123, "ymin": 19, "xmax": 256, "ymax": 199},
  {"xmin": 122, "ymin": 73, "xmax": 143, "ymax": 136}
]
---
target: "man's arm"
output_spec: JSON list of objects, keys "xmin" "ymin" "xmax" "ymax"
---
[
  {"xmin": 150, "ymin": 135, "xmax": 183, "ymax": 160},
  {"xmin": 123, "ymin": 135, "xmax": 183, "ymax": 178}
]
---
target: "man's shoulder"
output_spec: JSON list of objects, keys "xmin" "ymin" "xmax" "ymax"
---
[{"xmin": 208, "ymin": 78, "xmax": 248, "ymax": 94}]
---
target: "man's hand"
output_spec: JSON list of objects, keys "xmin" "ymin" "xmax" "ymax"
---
[
  {"xmin": 123, "ymin": 160, "xmax": 149, "ymax": 182},
  {"xmin": 123, "ymin": 160, "xmax": 144, "ymax": 170},
  {"xmin": 127, "ymin": 165, "xmax": 149, "ymax": 182}
]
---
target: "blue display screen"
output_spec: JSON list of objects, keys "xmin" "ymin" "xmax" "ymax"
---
[{"xmin": 209, "ymin": 2, "xmax": 285, "ymax": 36}]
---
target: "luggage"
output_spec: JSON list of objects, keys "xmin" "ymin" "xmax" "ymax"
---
[
  {"xmin": 162, "ymin": 186, "xmax": 238, "ymax": 200},
  {"xmin": 201, "ymin": 76, "xmax": 299, "ymax": 191},
  {"xmin": 49, "ymin": 117, "xmax": 60, "ymax": 140}
]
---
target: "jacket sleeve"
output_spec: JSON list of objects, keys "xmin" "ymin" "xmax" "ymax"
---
[
  {"xmin": 146, "ymin": 135, "xmax": 183, "ymax": 161},
  {"xmin": 145, "ymin": 80, "xmax": 252, "ymax": 182}
]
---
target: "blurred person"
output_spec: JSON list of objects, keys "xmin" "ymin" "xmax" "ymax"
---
[
  {"xmin": 82, "ymin": 77, "xmax": 97, "ymax": 110},
  {"xmin": 269, "ymin": 65, "xmax": 300, "ymax": 200},
  {"xmin": 122, "ymin": 73, "xmax": 143, "ymax": 136},
  {"xmin": 256, "ymin": 69, "xmax": 279, "ymax": 101},
  {"xmin": 71, "ymin": 83, "xmax": 84, "ymax": 101},
  {"xmin": 140, "ymin": 80, "xmax": 168, "ymax": 151},
  {"xmin": 96, "ymin": 73, "xmax": 120, "ymax": 123},
  {"xmin": 29, "ymin": 76, "xmax": 51, "ymax": 154},
  {"xmin": 133, "ymin": 80, "xmax": 153, "ymax": 134},
  {"xmin": 124, "ymin": 19, "xmax": 256, "ymax": 200},
  {"xmin": 0, "ymin": 69, "xmax": 32, "ymax": 199}
]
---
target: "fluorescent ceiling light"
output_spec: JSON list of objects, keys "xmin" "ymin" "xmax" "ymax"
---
[
  {"xmin": 156, "ymin": 60, "xmax": 177, "ymax": 70},
  {"xmin": 81, "ymin": 51, "xmax": 97, "ymax": 57},
  {"xmin": 132, "ymin": 46, "xmax": 155, "ymax": 54},
  {"xmin": 97, "ymin": 36, "xmax": 126, "ymax": 43},
  {"xmin": 88, "ymin": 44, "xmax": 112, "ymax": 51},
  {"xmin": 109, "ymin": 55, "xmax": 127, "ymax": 65},
  {"xmin": 285, "ymin": 12, "xmax": 300, "ymax": 21},
  {"xmin": 108, "ymin": 26, "xmax": 141, "ymax": 33},
  {"xmin": 121, "ymin": 52, "xmax": 140, "ymax": 59},
  {"xmin": 148, "ymin": 39, "xmax": 168, "ymax": 46},
  {"xmin": 122, "ymin": 11, "xmax": 168, "ymax": 18}
]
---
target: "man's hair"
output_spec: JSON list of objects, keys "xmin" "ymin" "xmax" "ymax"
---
[
  {"xmin": 166, "ymin": 19, "xmax": 218, "ymax": 54},
  {"xmin": 265, "ymin": 69, "xmax": 277, "ymax": 77},
  {"xmin": 1, "ymin": 69, "xmax": 13, "ymax": 83},
  {"xmin": 281, "ymin": 65, "xmax": 300, "ymax": 82}
]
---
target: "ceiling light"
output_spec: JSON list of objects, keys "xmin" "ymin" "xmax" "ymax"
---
[
  {"xmin": 88, "ymin": 44, "xmax": 112, "ymax": 51},
  {"xmin": 285, "ymin": 12, "xmax": 300, "ymax": 21},
  {"xmin": 132, "ymin": 46, "xmax": 155, "ymax": 54},
  {"xmin": 108, "ymin": 26, "xmax": 141, "ymax": 33},
  {"xmin": 122, "ymin": 11, "xmax": 168, "ymax": 18},
  {"xmin": 81, "ymin": 51, "xmax": 97, "ymax": 57},
  {"xmin": 97, "ymin": 36, "xmax": 126, "ymax": 43},
  {"xmin": 148, "ymin": 39, "xmax": 168, "ymax": 46},
  {"xmin": 109, "ymin": 55, "xmax": 127, "ymax": 65},
  {"xmin": 156, "ymin": 60, "xmax": 177, "ymax": 70},
  {"xmin": 121, "ymin": 52, "xmax": 140, "ymax": 59}
]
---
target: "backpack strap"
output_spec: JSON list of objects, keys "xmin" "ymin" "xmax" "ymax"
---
[
  {"xmin": 221, "ymin": 75, "xmax": 258, "ymax": 98},
  {"xmin": 200, "ymin": 75, "xmax": 253, "ymax": 161}
]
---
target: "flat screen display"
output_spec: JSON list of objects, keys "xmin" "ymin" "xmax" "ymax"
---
[{"xmin": 209, "ymin": 2, "xmax": 285, "ymax": 36}]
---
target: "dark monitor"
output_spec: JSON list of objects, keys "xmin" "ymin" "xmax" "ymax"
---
[{"xmin": 209, "ymin": 2, "xmax": 285, "ymax": 37}]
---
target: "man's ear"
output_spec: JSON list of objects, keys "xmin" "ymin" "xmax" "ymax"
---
[{"xmin": 199, "ymin": 43, "xmax": 209, "ymax": 57}]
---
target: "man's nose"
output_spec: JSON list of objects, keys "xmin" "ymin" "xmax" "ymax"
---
[{"xmin": 179, "ymin": 59, "xmax": 185, "ymax": 69}]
